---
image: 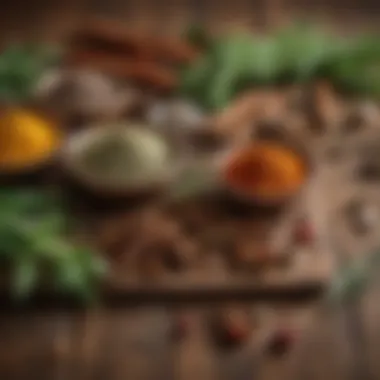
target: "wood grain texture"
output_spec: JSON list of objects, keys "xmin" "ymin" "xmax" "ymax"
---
[
  {"xmin": 0, "ymin": 3, "xmax": 378, "ymax": 380},
  {"xmin": 0, "ymin": 304, "xmax": 355, "ymax": 380}
]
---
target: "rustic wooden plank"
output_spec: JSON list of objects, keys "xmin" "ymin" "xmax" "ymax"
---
[
  {"xmin": 175, "ymin": 309, "xmax": 219, "ymax": 380},
  {"xmin": 0, "ymin": 284, "xmax": 324, "ymax": 312},
  {"xmin": 356, "ymin": 283, "xmax": 380, "ymax": 380},
  {"xmin": 172, "ymin": 303, "xmax": 353, "ymax": 380},
  {"xmin": 290, "ymin": 308, "xmax": 352, "ymax": 380},
  {"xmin": 90, "ymin": 308, "xmax": 174, "ymax": 380},
  {"xmin": 0, "ymin": 312, "xmax": 80, "ymax": 380}
]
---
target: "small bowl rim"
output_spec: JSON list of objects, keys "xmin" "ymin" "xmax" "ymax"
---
[
  {"xmin": 0, "ymin": 108, "xmax": 62, "ymax": 176},
  {"xmin": 61, "ymin": 123, "xmax": 175, "ymax": 195},
  {"xmin": 218, "ymin": 137, "xmax": 314, "ymax": 206}
]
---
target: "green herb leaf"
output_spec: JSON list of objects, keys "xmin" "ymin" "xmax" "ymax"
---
[
  {"xmin": 184, "ymin": 24, "xmax": 211, "ymax": 49},
  {"xmin": 0, "ymin": 43, "xmax": 58, "ymax": 103},
  {"xmin": 179, "ymin": 24, "xmax": 380, "ymax": 107},
  {"xmin": 12, "ymin": 258, "xmax": 39, "ymax": 299},
  {"xmin": 0, "ymin": 188, "xmax": 107, "ymax": 302}
]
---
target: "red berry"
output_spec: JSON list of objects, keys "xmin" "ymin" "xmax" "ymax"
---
[
  {"xmin": 171, "ymin": 316, "xmax": 190, "ymax": 340},
  {"xmin": 211, "ymin": 308, "xmax": 252, "ymax": 347},
  {"xmin": 225, "ymin": 323, "xmax": 249, "ymax": 344},
  {"xmin": 293, "ymin": 218, "xmax": 315, "ymax": 245},
  {"xmin": 267, "ymin": 329, "xmax": 295, "ymax": 356}
]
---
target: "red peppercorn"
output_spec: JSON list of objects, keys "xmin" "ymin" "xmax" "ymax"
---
[
  {"xmin": 224, "ymin": 321, "xmax": 250, "ymax": 344},
  {"xmin": 171, "ymin": 315, "xmax": 190, "ymax": 341},
  {"xmin": 211, "ymin": 308, "xmax": 252, "ymax": 347},
  {"xmin": 266, "ymin": 328, "xmax": 295, "ymax": 357},
  {"xmin": 293, "ymin": 218, "xmax": 315, "ymax": 245}
]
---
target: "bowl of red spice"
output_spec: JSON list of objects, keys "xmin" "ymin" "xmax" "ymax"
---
[{"xmin": 220, "ymin": 137, "xmax": 312, "ymax": 208}]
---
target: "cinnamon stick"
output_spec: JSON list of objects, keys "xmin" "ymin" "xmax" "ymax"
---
[
  {"xmin": 72, "ymin": 18, "xmax": 200, "ymax": 64},
  {"xmin": 67, "ymin": 48, "xmax": 178, "ymax": 92}
]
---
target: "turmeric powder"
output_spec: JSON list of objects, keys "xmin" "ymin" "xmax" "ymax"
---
[
  {"xmin": 224, "ymin": 143, "xmax": 305, "ymax": 197},
  {"xmin": 0, "ymin": 109, "xmax": 60, "ymax": 169}
]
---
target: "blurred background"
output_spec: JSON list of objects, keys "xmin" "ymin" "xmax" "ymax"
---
[
  {"xmin": 1, "ymin": 1, "xmax": 380, "ymax": 380},
  {"xmin": 1, "ymin": 0, "xmax": 380, "ymax": 41}
]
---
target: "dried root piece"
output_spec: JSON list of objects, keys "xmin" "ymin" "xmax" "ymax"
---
[
  {"xmin": 229, "ymin": 237, "xmax": 290, "ymax": 273},
  {"xmin": 137, "ymin": 241, "xmax": 166, "ymax": 279},
  {"xmin": 67, "ymin": 49, "xmax": 178, "ymax": 93},
  {"xmin": 140, "ymin": 209, "xmax": 183, "ymax": 241},
  {"xmin": 230, "ymin": 240, "xmax": 274, "ymax": 273},
  {"xmin": 254, "ymin": 120, "xmax": 287, "ymax": 141},
  {"xmin": 95, "ymin": 213, "xmax": 142, "ymax": 259},
  {"xmin": 210, "ymin": 89, "xmax": 288, "ymax": 139},
  {"xmin": 135, "ymin": 223, "xmax": 199, "ymax": 278},
  {"xmin": 72, "ymin": 18, "xmax": 200, "ymax": 64},
  {"xmin": 301, "ymin": 81, "xmax": 345, "ymax": 133},
  {"xmin": 162, "ymin": 238, "xmax": 199, "ymax": 272}
]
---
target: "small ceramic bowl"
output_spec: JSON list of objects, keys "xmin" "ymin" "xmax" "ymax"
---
[
  {"xmin": 219, "ymin": 134, "xmax": 313, "ymax": 209},
  {"xmin": 61, "ymin": 123, "xmax": 176, "ymax": 198},
  {"xmin": 35, "ymin": 68, "xmax": 137, "ymax": 124},
  {"xmin": 0, "ymin": 107, "xmax": 62, "ymax": 185}
]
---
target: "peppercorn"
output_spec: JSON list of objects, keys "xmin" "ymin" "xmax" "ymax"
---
[
  {"xmin": 293, "ymin": 217, "xmax": 315, "ymax": 245},
  {"xmin": 266, "ymin": 328, "xmax": 295, "ymax": 357},
  {"xmin": 171, "ymin": 315, "xmax": 191, "ymax": 341},
  {"xmin": 210, "ymin": 308, "xmax": 252, "ymax": 347}
]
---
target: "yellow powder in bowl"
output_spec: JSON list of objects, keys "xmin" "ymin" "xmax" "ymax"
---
[{"xmin": 0, "ymin": 109, "xmax": 61, "ymax": 170}]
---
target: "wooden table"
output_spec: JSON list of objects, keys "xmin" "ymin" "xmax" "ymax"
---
[{"xmin": 1, "ymin": 2, "xmax": 380, "ymax": 379}]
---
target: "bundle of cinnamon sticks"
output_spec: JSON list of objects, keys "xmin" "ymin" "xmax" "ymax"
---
[{"xmin": 67, "ymin": 18, "xmax": 200, "ymax": 93}]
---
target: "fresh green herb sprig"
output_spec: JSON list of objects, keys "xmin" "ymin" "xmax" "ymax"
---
[
  {"xmin": 0, "ymin": 43, "xmax": 60, "ymax": 103},
  {"xmin": 0, "ymin": 189, "xmax": 107, "ymax": 301},
  {"xmin": 180, "ymin": 24, "xmax": 380, "ymax": 110},
  {"xmin": 328, "ymin": 247, "xmax": 380, "ymax": 304}
]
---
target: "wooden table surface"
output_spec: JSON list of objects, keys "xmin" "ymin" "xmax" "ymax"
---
[
  {"xmin": 0, "ymin": 303, "xmax": 356, "ymax": 380},
  {"xmin": 1, "ymin": 2, "xmax": 380, "ymax": 379}
]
